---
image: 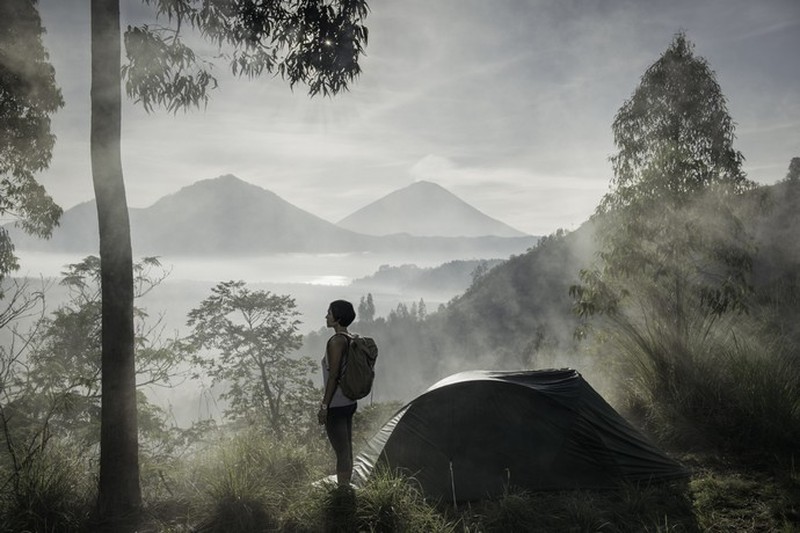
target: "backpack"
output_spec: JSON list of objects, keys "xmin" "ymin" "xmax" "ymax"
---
[{"xmin": 338, "ymin": 333, "xmax": 378, "ymax": 400}]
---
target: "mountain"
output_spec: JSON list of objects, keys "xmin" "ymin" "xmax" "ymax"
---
[
  {"xmin": 336, "ymin": 180, "xmax": 528, "ymax": 237},
  {"xmin": 7, "ymin": 175, "xmax": 367, "ymax": 254},
  {"xmin": 132, "ymin": 175, "xmax": 367, "ymax": 254},
  {"xmin": 7, "ymin": 175, "xmax": 537, "ymax": 256}
]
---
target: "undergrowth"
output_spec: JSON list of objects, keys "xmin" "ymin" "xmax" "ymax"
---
[{"xmin": 0, "ymin": 443, "xmax": 93, "ymax": 533}]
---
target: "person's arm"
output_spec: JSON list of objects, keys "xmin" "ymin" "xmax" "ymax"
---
[{"xmin": 318, "ymin": 334, "xmax": 347, "ymax": 423}]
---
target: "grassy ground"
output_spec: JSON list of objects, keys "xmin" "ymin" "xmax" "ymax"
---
[
  {"xmin": 2, "ymin": 409, "xmax": 797, "ymax": 532},
  {"xmin": 129, "ymin": 451, "xmax": 799, "ymax": 532},
  {"xmin": 2, "ymin": 426, "xmax": 798, "ymax": 532},
  {"xmin": 683, "ymin": 454, "xmax": 800, "ymax": 533},
  {"xmin": 1, "ymin": 453, "xmax": 796, "ymax": 532}
]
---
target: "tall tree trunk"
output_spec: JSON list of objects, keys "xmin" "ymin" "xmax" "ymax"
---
[{"xmin": 91, "ymin": 0, "xmax": 141, "ymax": 528}]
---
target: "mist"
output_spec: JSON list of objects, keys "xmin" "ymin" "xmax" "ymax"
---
[{"xmin": 2, "ymin": 0, "xmax": 799, "ymax": 529}]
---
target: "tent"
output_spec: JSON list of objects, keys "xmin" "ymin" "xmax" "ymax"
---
[{"xmin": 353, "ymin": 369, "xmax": 688, "ymax": 502}]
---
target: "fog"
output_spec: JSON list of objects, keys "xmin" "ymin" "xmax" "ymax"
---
[
  {"xmin": 10, "ymin": 249, "xmax": 502, "ymax": 426},
  {"xmin": 14, "ymin": 250, "xmax": 487, "ymax": 326},
  {"xmin": 2, "ymin": 1, "xmax": 798, "ymax": 527}
]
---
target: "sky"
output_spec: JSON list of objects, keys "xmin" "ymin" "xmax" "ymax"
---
[{"xmin": 30, "ymin": 0, "xmax": 800, "ymax": 236}]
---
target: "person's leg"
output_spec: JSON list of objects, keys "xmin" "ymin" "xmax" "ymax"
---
[
  {"xmin": 343, "ymin": 407, "xmax": 355, "ymax": 484},
  {"xmin": 325, "ymin": 406, "xmax": 355, "ymax": 486}
]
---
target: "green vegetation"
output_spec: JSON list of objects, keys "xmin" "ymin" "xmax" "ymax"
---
[
  {"xmin": 187, "ymin": 281, "xmax": 317, "ymax": 441},
  {"xmin": 564, "ymin": 33, "xmax": 799, "ymax": 468},
  {"xmin": 3, "ymin": 426, "xmax": 798, "ymax": 531},
  {"xmin": 0, "ymin": 0, "xmax": 64, "ymax": 279},
  {"xmin": 2, "ymin": 28, "xmax": 799, "ymax": 533}
]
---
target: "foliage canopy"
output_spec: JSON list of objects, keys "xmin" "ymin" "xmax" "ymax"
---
[
  {"xmin": 0, "ymin": 0, "xmax": 64, "ymax": 277},
  {"xmin": 574, "ymin": 32, "xmax": 755, "ymax": 323},
  {"xmin": 123, "ymin": 0, "xmax": 370, "ymax": 112},
  {"xmin": 603, "ymin": 32, "xmax": 750, "ymax": 212}
]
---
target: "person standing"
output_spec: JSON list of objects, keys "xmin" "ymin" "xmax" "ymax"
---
[{"xmin": 318, "ymin": 300, "xmax": 357, "ymax": 487}]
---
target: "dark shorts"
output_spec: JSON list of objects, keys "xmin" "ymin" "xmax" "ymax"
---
[{"xmin": 327, "ymin": 402, "xmax": 357, "ymax": 419}]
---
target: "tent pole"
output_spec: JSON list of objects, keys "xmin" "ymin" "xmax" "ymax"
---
[{"xmin": 449, "ymin": 460, "xmax": 458, "ymax": 512}]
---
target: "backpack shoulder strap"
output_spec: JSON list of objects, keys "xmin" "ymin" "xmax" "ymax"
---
[
  {"xmin": 332, "ymin": 332, "xmax": 351, "ymax": 375},
  {"xmin": 326, "ymin": 332, "xmax": 349, "ymax": 366}
]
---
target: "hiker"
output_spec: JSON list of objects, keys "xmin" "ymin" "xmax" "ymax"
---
[{"xmin": 318, "ymin": 299, "xmax": 358, "ymax": 487}]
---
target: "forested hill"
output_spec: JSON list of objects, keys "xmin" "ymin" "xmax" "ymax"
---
[
  {"xmin": 427, "ymin": 179, "xmax": 800, "ymax": 373},
  {"xmin": 327, "ymin": 223, "xmax": 600, "ymax": 402},
  {"xmin": 350, "ymin": 258, "xmax": 505, "ymax": 295},
  {"xmin": 430, "ymin": 226, "xmax": 595, "ymax": 365},
  {"xmin": 340, "ymin": 179, "xmax": 800, "ymax": 403}
]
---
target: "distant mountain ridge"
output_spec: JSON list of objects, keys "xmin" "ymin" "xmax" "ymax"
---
[
  {"xmin": 350, "ymin": 258, "xmax": 506, "ymax": 294},
  {"xmin": 337, "ymin": 180, "xmax": 527, "ymax": 237},
  {"xmin": 7, "ymin": 175, "xmax": 537, "ymax": 257}
]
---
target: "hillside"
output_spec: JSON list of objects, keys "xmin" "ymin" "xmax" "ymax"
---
[
  {"xmin": 343, "ymin": 179, "xmax": 800, "ymax": 403},
  {"xmin": 350, "ymin": 259, "xmax": 505, "ymax": 295},
  {"xmin": 413, "ymin": 181, "xmax": 800, "ymax": 379},
  {"xmin": 337, "ymin": 180, "xmax": 528, "ymax": 237}
]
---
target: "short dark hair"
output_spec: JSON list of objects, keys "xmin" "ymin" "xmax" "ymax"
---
[{"xmin": 329, "ymin": 299, "xmax": 356, "ymax": 327}]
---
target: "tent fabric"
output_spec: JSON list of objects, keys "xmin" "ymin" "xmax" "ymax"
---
[{"xmin": 353, "ymin": 369, "xmax": 689, "ymax": 502}]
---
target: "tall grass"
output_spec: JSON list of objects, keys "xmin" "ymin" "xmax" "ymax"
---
[
  {"xmin": 0, "ymin": 443, "xmax": 93, "ymax": 532},
  {"xmin": 0, "ymin": 419, "xmax": 791, "ymax": 532},
  {"xmin": 182, "ymin": 429, "xmax": 318, "ymax": 532},
  {"xmin": 615, "ymin": 308, "xmax": 800, "ymax": 459},
  {"xmin": 283, "ymin": 468, "xmax": 455, "ymax": 532}
]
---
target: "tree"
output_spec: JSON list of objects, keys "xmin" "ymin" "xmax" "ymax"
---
[
  {"xmin": 187, "ymin": 281, "xmax": 314, "ymax": 440},
  {"xmin": 358, "ymin": 293, "xmax": 375, "ymax": 323},
  {"xmin": 87, "ymin": 0, "xmax": 369, "ymax": 526},
  {"xmin": 90, "ymin": 1, "xmax": 141, "ymax": 524},
  {"xmin": 573, "ymin": 32, "xmax": 754, "ymax": 320},
  {"xmin": 388, "ymin": 302, "xmax": 410, "ymax": 322},
  {"xmin": 785, "ymin": 157, "xmax": 800, "ymax": 183},
  {"xmin": 568, "ymin": 33, "xmax": 761, "ymax": 450},
  {"xmin": 470, "ymin": 260, "xmax": 490, "ymax": 287},
  {"xmin": 0, "ymin": 257, "xmax": 185, "ymax": 508},
  {"xmin": 0, "ymin": 0, "xmax": 63, "ymax": 281},
  {"xmin": 572, "ymin": 32, "xmax": 755, "ymax": 361},
  {"xmin": 604, "ymin": 32, "xmax": 750, "ymax": 212},
  {"xmin": 1, "ymin": 257, "xmax": 182, "ymax": 437},
  {"xmin": 26, "ymin": 257, "xmax": 183, "ymax": 440},
  {"xmin": 0, "ymin": 277, "xmax": 49, "ymax": 493}
]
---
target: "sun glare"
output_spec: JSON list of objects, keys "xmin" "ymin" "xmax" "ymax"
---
[{"xmin": 308, "ymin": 275, "xmax": 349, "ymax": 286}]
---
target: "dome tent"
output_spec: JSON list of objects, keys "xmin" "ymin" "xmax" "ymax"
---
[{"xmin": 353, "ymin": 369, "xmax": 688, "ymax": 502}]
